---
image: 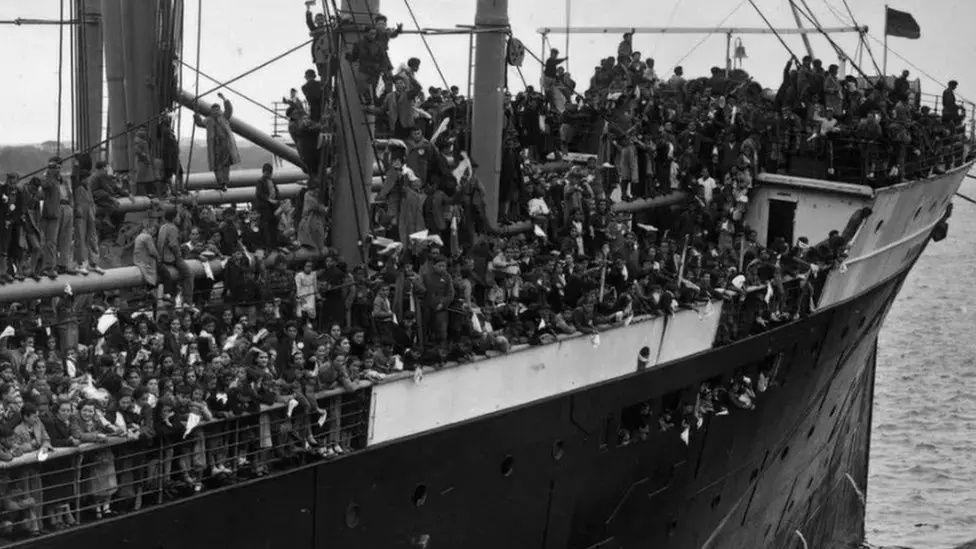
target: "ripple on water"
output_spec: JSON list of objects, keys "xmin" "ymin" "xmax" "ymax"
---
[{"xmin": 867, "ymin": 179, "xmax": 976, "ymax": 549}]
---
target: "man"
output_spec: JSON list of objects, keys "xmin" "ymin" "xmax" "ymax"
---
[
  {"xmin": 286, "ymin": 105, "xmax": 321, "ymax": 176},
  {"xmin": 305, "ymin": 5, "xmax": 336, "ymax": 84},
  {"xmin": 892, "ymin": 69, "xmax": 911, "ymax": 103},
  {"xmin": 697, "ymin": 167, "xmax": 717, "ymax": 207},
  {"xmin": 668, "ymin": 67, "xmax": 687, "ymax": 105},
  {"xmin": 617, "ymin": 31, "xmax": 633, "ymax": 59},
  {"xmin": 347, "ymin": 26, "xmax": 388, "ymax": 102},
  {"xmin": 405, "ymin": 127, "xmax": 437, "ymax": 186},
  {"xmin": 0, "ymin": 173, "xmax": 17, "ymax": 283},
  {"xmin": 383, "ymin": 77, "xmax": 417, "ymax": 139},
  {"xmin": 301, "ymin": 69, "xmax": 325, "ymax": 122},
  {"xmin": 89, "ymin": 160, "xmax": 127, "ymax": 228},
  {"xmin": 75, "ymin": 164, "xmax": 104, "ymax": 275},
  {"xmin": 254, "ymin": 163, "xmax": 280, "ymax": 249},
  {"xmin": 157, "ymin": 210, "xmax": 194, "ymax": 304},
  {"xmin": 192, "ymin": 93, "xmax": 240, "ymax": 191},
  {"xmin": 37, "ymin": 158, "xmax": 76, "ymax": 277},
  {"xmin": 942, "ymin": 80, "xmax": 960, "ymax": 126},
  {"xmin": 418, "ymin": 258, "xmax": 454, "ymax": 345},
  {"xmin": 13, "ymin": 176, "xmax": 42, "ymax": 280},
  {"xmin": 133, "ymin": 127, "xmax": 157, "ymax": 196},
  {"xmin": 158, "ymin": 117, "xmax": 182, "ymax": 195},
  {"xmin": 395, "ymin": 57, "xmax": 423, "ymax": 99}
]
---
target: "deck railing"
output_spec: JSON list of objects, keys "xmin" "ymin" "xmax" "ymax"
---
[{"xmin": 0, "ymin": 387, "xmax": 369, "ymax": 542}]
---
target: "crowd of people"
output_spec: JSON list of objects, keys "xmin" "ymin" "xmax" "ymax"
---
[{"xmin": 0, "ymin": 9, "xmax": 969, "ymax": 540}]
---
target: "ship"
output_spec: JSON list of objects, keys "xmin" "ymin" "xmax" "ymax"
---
[{"xmin": 0, "ymin": 0, "xmax": 971, "ymax": 548}]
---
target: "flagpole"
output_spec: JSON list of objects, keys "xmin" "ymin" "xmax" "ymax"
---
[{"xmin": 883, "ymin": 4, "xmax": 888, "ymax": 76}]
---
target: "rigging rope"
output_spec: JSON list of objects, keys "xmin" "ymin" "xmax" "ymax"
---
[
  {"xmin": 178, "ymin": 60, "xmax": 286, "ymax": 120},
  {"xmin": 334, "ymin": 0, "xmax": 393, "ymax": 180},
  {"xmin": 185, "ymin": 0, "xmax": 203, "ymax": 181},
  {"xmin": 674, "ymin": 0, "xmax": 747, "ymax": 67},
  {"xmin": 824, "ymin": 0, "xmax": 882, "ymax": 76},
  {"xmin": 787, "ymin": 0, "xmax": 868, "ymax": 79},
  {"xmin": 745, "ymin": 0, "xmax": 800, "ymax": 62},
  {"xmin": 56, "ymin": 0, "xmax": 65, "ymax": 156},
  {"xmin": 20, "ymin": 37, "xmax": 313, "ymax": 181},
  {"xmin": 401, "ymin": 0, "xmax": 450, "ymax": 90},
  {"xmin": 861, "ymin": 32, "xmax": 972, "ymax": 103}
]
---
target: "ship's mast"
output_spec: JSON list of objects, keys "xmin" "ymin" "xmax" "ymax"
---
[
  {"xmin": 101, "ymin": 0, "xmax": 128, "ymax": 171},
  {"xmin": 331, "ymin": 0, "xmax": 378, "ymax": 266},
  {"xmin": 470, "ymin": 0, "xmax": 509, "ymax": 229},
  {"xmin": 74, "ymin": 0, "xmax": 103, "ymax": 156}
]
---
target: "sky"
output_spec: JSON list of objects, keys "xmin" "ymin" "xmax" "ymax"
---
[{"xmin": 1, "ymin": 0, "xmax": 975, "ymax": 147}]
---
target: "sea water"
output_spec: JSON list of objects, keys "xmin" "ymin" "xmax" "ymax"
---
[{"xmin": 866, "ymin": 177, "xmax": 976, "ymax": 548}]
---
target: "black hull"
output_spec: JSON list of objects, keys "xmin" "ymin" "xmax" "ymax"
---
[{"xmin": 18, "ymin": 265, "xmax": 908, "ymax": 549}]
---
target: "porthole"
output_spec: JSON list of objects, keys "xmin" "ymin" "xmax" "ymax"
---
[
  {"xmin": 874, "ymin": 219, "xmax": 884, "ymax": 233},
  {"xmin": 500, "ymin": 455, "xmax": 514, "ymax": 477},
  {"xmin": 412, "ymin": 484, "xmax": 428, "ymax": 507},
  {"xmin": 345, "ymin": 502, "xmax": 361, "ymax": 528},
  {"xmin": 637, "ymin": 346, "xmax": 651, "ymax": 370},
  {"xmin": 552, "ymin": 440, "xmax": 565, "ymax": 461}
]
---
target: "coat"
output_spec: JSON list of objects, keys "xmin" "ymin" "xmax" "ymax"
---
[
  {"xmin": 397, "ymin": 185, "xmax": 427, "ymax": 243},
  {"xmin": 133, "ymin": 231, "xmax": 159, "ymax": 285},
  {"xmin": 194, "ymin": 100, "xmax": 241, "ymax": 170}
]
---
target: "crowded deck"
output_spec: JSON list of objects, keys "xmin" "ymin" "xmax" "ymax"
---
[{"xmin": 0, "ymin": 1, "xmax": 972, "ymax": 542}]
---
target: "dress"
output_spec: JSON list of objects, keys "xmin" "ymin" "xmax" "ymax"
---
[{"xmin": 297, "ymin": 192, "xmax": 328, "ymax": 253}]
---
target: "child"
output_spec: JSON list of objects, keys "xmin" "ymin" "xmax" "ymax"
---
[{"xmin": 295, "ymin": 261, "xmax": 320, "ymax": 327}]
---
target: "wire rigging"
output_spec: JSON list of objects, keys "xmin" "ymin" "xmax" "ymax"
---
[
  {"xmin": 745, "ymin": 0, "xmax": 800, "ymax": 62},
  {"xmin": 674, "ymin": 0, "xmax": 747, "ymax": 67},
  {"xmin": 401, "ymin": 0, "xmax": 450, "ymax": 90}
]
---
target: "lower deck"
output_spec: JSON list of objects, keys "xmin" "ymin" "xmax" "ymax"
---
[{"xmin": 13, "ymin": 249, "xmax": 909, "ymax": 549}]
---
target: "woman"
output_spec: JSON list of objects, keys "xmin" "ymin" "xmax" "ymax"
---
[
  {"xmin": 41, "ymin": 401, "xmax": 79, "ymax": 530},
  {"xmin": 71, "ymin": 400, "xmax": 121, "ymax": 518},
  {"xmin": 297, "ymin": 188, "xmax": 329, "ymax": 254}
]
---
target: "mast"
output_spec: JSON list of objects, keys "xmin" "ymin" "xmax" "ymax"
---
[
  {"xmin": 789, "ymin": 0, "xmax": 814, "ymax": 59},
  {"xmin": 331, "ymin": 0, "xmax": 378, "ymax": 266},
  {"xmin": 470, "ymin": 0, "xmax": 508, "ymax": 229},
  {"xmin": 120, "ymin": 0, "xmax": 159, "ymax": 184},
  {"xmin": 74, "ymin": 0, "xmax": 103, "ymax": 156},
  {"xmin": 101, "ymin": 0, "xmax": 128, "ymax": 170}
]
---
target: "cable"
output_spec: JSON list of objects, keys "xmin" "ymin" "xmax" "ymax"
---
[
  {"xmin": 746, "ymin": 0, "xmax": 800, "ymax": 62},
  {"xmin": 674, "ymin": 0, "xmax": 747, "ymax": 67},
  {"xmin": 178, "ymin": 60, "xmax": 286, "ymax": 120},
  {"xmin": 862, "ymin": 32, "xmax": 972, "ymax": 104},
  {"xmin": 787, "ymin": 0, "xmax": 868, "ymax": 79},
  {"xmin": 652, "ymin": 0, "xmax": 685, "ymax": 51},
  {"xmin": 56, "ymin": 0, "xmax": 65, "ymax": 157},
  {"xmin": 401, "ymin": 0, "xmax": 450, "ymax": 90},
  {"xmin": 185, "ymin": 0, "xmax": 203, "ymax": 180}
]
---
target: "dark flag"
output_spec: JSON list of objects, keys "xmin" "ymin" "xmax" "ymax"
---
[{"xmin": 885, "ymin": 7, "xmax": 920, "ymax": 39}]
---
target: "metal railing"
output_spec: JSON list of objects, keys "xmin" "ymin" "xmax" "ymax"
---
[{"xmin": 0, "ymin": 387, "xmax": 368, "ymax": 541}]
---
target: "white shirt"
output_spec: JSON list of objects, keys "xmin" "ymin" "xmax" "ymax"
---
[
  {"xmin": 698, "ymin": 176, "xmax": 717, "ymax": 204},
  {"xmin": 528, "ymin": 197, "xmax": 551, "ymax": 216}
]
